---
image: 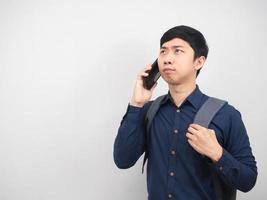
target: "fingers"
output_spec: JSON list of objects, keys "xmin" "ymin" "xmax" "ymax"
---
[
  {"xmin": 187, "ymin": 126, "xmax": 199, "ymax": 135},
  {"xmin": 137, "ymin": 64, "xmax": 152, "ymax": 80},
  {"xmin": 188, "ymin": 125, "xmax": 215, "ymax": 136},
  {"xmin": 190, "ymin": 124, "xmax": 216, "ymax": 134},
  {"xmin": 138, "ymin": 71, "xmax": 149, "ymax": 79},
  {"xmin": 186, "ymin": 124, "xmax": 200, "ymax": 142},
  {"xmin": 186, "ymin": 132, "xmax": 197, "ymax": 141},
  {"xmin": 186, "ymin": 125, "xmax": 206, "ymax": 141},
  {"xmin": 142, "ymin": 64, "xmax": 152, "ymax": 74},
  {"xmin": 189, "ymin": 123, "xmax": 204, "ymax": 131},
  {"xmin": 144, "ymin": 63, "xmax": 152, "ymax": 71},
  {"xmin": 208, "ymin": 129, "xmax": 215, "ymax": 134},
  {"xmin": 188, "ymin": 139, "xmax": 201, "ymax": 152}
]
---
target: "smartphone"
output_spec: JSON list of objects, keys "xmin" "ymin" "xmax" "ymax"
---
[{"xmin": 143, "ymin": 59, "xmax": 161, "ymax": 90}]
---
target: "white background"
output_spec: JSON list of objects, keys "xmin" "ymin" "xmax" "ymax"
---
[{"xmin": 0, "ymin": 0, "xmax": 266, "ymax": 199}]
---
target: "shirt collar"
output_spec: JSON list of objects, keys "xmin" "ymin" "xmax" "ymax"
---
[{"xmin": 160, "ymin": 84, "xmax": 204, "ymax": 110}]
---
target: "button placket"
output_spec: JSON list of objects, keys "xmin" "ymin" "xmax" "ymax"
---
[{"xmin": 167, "ymin": 107, "xmax": 181, "ymax": 199}]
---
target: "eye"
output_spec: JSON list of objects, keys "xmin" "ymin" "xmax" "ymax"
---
[
  {"xmin": 175, "ymin": 49, "xmax": 183, "ymax": 54},
  {"xmin": 160, "ymin": 50, "xmax": 165, "ymax": 54}
]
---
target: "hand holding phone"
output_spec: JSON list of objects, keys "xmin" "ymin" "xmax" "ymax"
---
[
  {"xmin": 143, "ymin": 59, "xmax": 161, "ymax": 90},
  {"xmin": 130, "ymin": 60, "xmax": 160, "ymax": 107}
]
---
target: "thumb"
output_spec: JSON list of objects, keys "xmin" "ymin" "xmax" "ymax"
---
[{"xmin": 208, "ymin": 129, "xmax": 216, "ymax": 137}]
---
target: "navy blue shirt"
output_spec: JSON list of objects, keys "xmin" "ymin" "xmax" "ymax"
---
[{"xmin": 113, "ymin": 85, "xmax": 257, "ymax": 200}]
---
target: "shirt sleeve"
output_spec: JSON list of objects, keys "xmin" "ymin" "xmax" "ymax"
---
[
  {"xmin": 213, "ymin": 107, "xmax": 258, "ymax": 192},
  {"xmin": 113, "ymin": 102, "xmax": 151, "ymax": 169}
]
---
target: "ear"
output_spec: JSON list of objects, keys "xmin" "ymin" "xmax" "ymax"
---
[{"xmin": 194, "ymin": 56, "xmax": 206, "ymax": 71}]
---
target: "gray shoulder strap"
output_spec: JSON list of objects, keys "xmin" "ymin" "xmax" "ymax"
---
[
  {"xmin": 194, "ymin": 97, "xmax": 227, "ymax": 128},
  {"xmin": 194, "ymin": 97, "xmax": 228, "ymax": 200},
  {"xmin": 145, "ymin": 95, "xmax": 166, "ymax": 133},
  {"xmin": 142, "ymin": 94, "xmax": 166, "ymax": 174}
]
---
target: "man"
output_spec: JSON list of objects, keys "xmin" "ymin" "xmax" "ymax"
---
[{"xmin": 113, "ymin": 25, "xmax": 257, "ymax": 200}]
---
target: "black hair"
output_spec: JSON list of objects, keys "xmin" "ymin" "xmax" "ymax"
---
[{"xmin": 160, "ymin": 25, "xmax": 209, "ymax": 77}]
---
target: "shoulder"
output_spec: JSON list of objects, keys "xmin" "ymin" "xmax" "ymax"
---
[
  {"xmin": 206, "ymin": 97, "xmax": 244, "ymax": 144},
  {"xmin": 142, "ymin": 94, "xmax": 168, "ymax": 114},
  {"xmin": 216, "ymin": 99, "xmax": 242, "ymax": 120},
  {"xmin": 204, "ymin": 95, "xmax": 241, "ymax": 117},
  {"xmin": 210, "ymin": 96, "xmax": 243, "ymax": 130},
  {"xmin": 144, "ymin": 94, "xmax": 168, "ymax": 107}
]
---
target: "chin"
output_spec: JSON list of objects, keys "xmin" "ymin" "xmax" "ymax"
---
[{"xmin": 162, "ymin": 76, "xmax": 182, "ymax": 85}]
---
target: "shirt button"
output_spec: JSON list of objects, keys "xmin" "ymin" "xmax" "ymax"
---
[
  {"xmin": 176, "ymin": 109, "xmax": 180, "ymax": 112},
  {"xmin": 168, "ymin": 193, "xmax": 172, "ymax": 198},
  {"xmin": 171, "ymin": 150, "xmax": 176, "ymax": 155},
  {"xmin": 219, "ymin": 166, "xmax": 223, "ymax": 171},
  {"xmin": 170, "ymin": 172, "xmax": 175, "ymax": 176},
  {"xmin": 173, "ymin": 129, "xmax": 178, "ymax": 134}
]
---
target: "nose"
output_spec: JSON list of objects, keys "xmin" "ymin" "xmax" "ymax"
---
[
  {"xmin": 164, "ymin": 60, "xmax": 172, "ymax": 65},
  {"xmin": 163, "ymin": 53, "xmax": 174, "ymax": 65}
]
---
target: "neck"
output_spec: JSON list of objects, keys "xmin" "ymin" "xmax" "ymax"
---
[{"xmin": 168, "ymin": 81, "xmax": 197, "ymax": 107}]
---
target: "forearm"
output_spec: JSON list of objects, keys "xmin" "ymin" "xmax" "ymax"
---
[
  {"xmin": 213, "ymin": 148, "xmax": 257, "ymax": 192},
  {"xmin": 113, "ymin": 104, "xmax": 147, "ymax": 169}
]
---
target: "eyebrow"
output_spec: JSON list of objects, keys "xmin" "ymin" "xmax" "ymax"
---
[{"xmin": 160, "ymin": 45, "xmax": 185, "ymax": 49}]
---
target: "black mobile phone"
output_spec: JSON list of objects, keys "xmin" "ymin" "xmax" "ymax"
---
[{"xmin": 143, "ymin": 59, "xmax": 161, "ymax": 90}]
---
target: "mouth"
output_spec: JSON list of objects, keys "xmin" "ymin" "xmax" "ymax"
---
[{"xmin": 163, "ymin": 68, "xmax": 176, "ymax": 74}]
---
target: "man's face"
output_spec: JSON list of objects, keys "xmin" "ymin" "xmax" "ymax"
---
[{"xmin": 158, "ymin": 38, "xmax": 203, "ymax": 86}]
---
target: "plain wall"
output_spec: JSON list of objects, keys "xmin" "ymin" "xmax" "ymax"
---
[{"xmin": 0, "ymin": 0, "xmax": 266, "ymax": 199}]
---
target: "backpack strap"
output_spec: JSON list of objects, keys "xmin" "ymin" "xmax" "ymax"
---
[
  {"xmin": 145, "ymin": 95, "xmax": 167, "ymax": 133},
  {"xmin": 193, "ymin": 97, "xmax": 227, "ymax": 200},
  {"xmin": 193, "ymin": 97, "xmax": 227, "ymax": 127},
  {"xmin": 142, "ymin": 94, "xmax": 167, "ymax": 174}
]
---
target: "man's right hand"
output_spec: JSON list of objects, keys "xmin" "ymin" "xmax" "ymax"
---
[{"xmin": 129, "ymin": 64, "xmax": 158, "ymax": 107}]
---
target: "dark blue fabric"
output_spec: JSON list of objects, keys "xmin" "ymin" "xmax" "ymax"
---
[{"xmin": 113, "ymin": 85, "xmax": 257, "ymax": 200}]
